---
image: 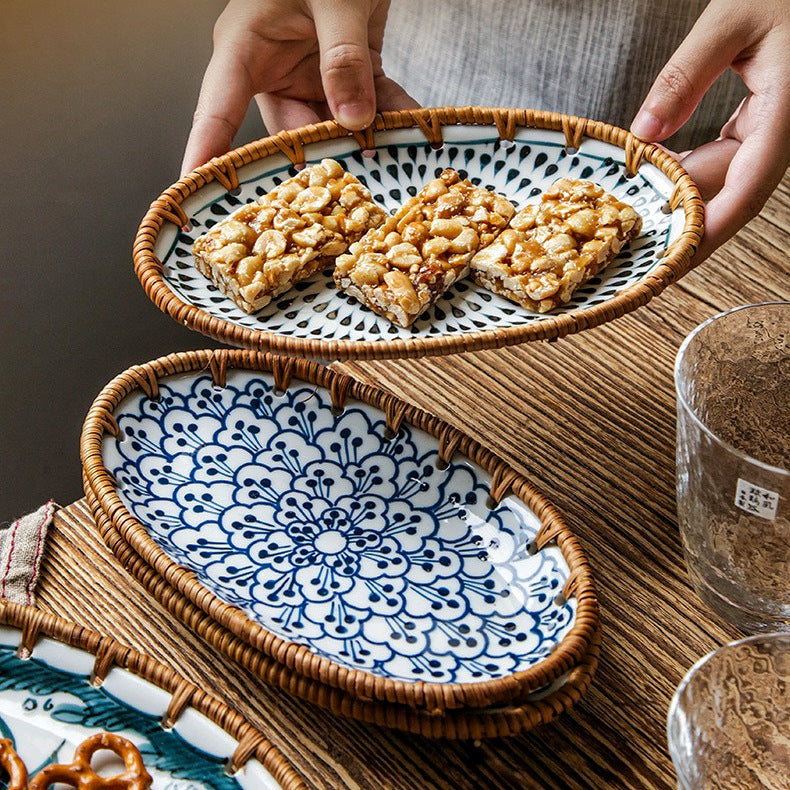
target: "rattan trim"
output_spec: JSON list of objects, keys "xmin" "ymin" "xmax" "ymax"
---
[
  {"xmin": 0, "ymin": 600, "xmax": 308, "ymax": 790},
  {"xmin": 81, "ymin": 349, "xmax": 599, "ymax": 712},
  {"xmin": 81, "ymin": 490, "xmax": 600, "ymax": 739},
  {"xmin": 133, "ymin": 106, "xmax": 704, "ymax": 360}
]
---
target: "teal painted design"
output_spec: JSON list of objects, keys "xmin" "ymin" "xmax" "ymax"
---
[{"xmin": 0, "ymin": 647, "xmax": 238, "ymax": 789}]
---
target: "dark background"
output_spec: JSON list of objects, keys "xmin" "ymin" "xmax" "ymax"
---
[{"xmin": 0, "ymin": 1, "xmax": 267, "ymax": 518}]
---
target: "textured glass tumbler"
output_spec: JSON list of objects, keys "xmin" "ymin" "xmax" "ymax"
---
[
  {"xmin": 667, "ymin": 633, "xmax": 789, "ymax": 789},
  {"xmin": 675, "ymin": 303, "xmax": 789, "ymax": 632}
]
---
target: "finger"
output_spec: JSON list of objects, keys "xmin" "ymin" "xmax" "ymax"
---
[
  {"xmin": 648, "ymin": 142, "xmax": 683, "ymax": 160},
  {"xmin": 374, "ymin": 74, "xmax": 421, "ymax": 111},
  {"xmin": 692, "ymin": 118, "xmax": 790, "ymax": 263},
  {"xmin": 255, "ymin": 93, "xmax": 323, "ymax": 135},
  {"xmin": 719, "ymin": 96, "xmax": 750, "ymax": 140},
  {"xmin": 679, "ymin": 137, "xmax": 741, "ymax": 201},
  {"xmin": 308, "ymin": 100, "xmax": 333, "ymax": 121},
  {"xmin": 678, "ymin": 94, "xmax": 751, "ymax": 201},
  {"xmin": 718, "ymin": 94, "xmax": 763, "ymax": 148},
  {"xmin": 310, "ymin": 0, "xmax": 376, "ymax": 129},
  {"xmin": 181, "ymin": 47, "xmax": 254, "ymax": 176},
  {"xmin": 630, "ymin": 7, "xmax": 753, "ymax": 141}
]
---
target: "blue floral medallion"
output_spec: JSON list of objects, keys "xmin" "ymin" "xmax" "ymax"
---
[
  {"xmin": 153, "ymin": 126, "xmax": 683, "ymax": 343},
  {"xmin": 102, "ymin": 370, "xmax": 576, "ymax": 685}
]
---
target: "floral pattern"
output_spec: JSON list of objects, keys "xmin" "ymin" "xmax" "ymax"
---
[
  {"xmin": 155, "ymin": 128, "xmax": 680, "ymax": 343},
  {"xmin": 106, "ymin": 370, "xmax": 576, "ymax": 684}
]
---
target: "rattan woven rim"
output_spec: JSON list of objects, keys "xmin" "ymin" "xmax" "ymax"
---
[
  {"xmin": 0, "ymin": 599, "xmax": 307, "ymax": 790},
  {"xmin": 134, "ymin": 106, "xmax": 704, "ymax": 360},
  {"xmin": 81, "ymin": 490, "xmax": 600, "ymax": 739},
  {"xmin": 81, "ymin": 349, "xmax": 599, "ymax": 713}
]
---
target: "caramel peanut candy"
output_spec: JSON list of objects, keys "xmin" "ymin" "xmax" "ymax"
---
[
  {"xmin": 192, "ymin": 158, "xmax": 386, "ymax": 314},
  {"xmin": 470, "ymin": 178, "xmax": 642, "ymax": 313},
  {"xmin": 334, "ymin": 169, "xmax": 515, "ymax": 327}
]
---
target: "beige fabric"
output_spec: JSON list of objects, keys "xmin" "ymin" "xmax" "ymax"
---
[
  {"xmin": 382, "ymin": 0, "xmax": 746, "ymax": 150},
  {"xmin": 0, "ymin": 500, "xmax": 55, "ymax": 605}
]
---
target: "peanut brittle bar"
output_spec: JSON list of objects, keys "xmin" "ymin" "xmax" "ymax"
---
[
  {"xmin": 192, "ymin": 158, "xmax": 386, "ymax": 314},
  {"xmin": 334, "ymin": 169, "xmax": 515, "ymax": 327},
  {"xmin": 470, "ymin": 178, "xmax": 642, "ymax": 313}
]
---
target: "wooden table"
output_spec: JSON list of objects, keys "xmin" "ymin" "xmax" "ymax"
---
[{"xmin": 36, "ymin": 180, "xmax": 788, "ymax": 789}]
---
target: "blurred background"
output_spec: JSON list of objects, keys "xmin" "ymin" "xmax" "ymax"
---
[{"xmin": 0, "ymin": 1, "xmax": 264, "ymax": 516}]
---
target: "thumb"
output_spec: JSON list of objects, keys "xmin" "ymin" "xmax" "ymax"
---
[
  {"xmin": 678, "ymin": 137, "xmax": 741, "ymax": 201},
  {"xmin": 630, "ymin": 6, "xmax": 748, "ymax": 141},
  {"xmin": 310, "ymin": 0, "xmax": 376, "ymax": 130}
]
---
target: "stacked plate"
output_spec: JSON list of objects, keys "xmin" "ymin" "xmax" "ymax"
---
[
  {"xmin": 82, "ymin": 350, "xmax": 600, "ymax": 737},
  {"xmin": 83, "ymin": 108, "xmax": 701, "ymax": 736}
]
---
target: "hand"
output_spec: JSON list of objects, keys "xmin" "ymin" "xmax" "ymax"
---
[
  {"xmin": 181, "ymin": 0, "xmax": 418, "ymax": 176},
  {"xmin": 630, "ymin": 0, "xmax": 790, "ymax": 262}
]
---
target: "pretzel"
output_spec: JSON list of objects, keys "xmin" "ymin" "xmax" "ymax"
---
[
  {"xmin": 29, "ymin": 732, "xmax": 152, "ymax": 790},
  {"xmin": 0, "ymin": 738, "xmax": 28, "ymax": 790}
]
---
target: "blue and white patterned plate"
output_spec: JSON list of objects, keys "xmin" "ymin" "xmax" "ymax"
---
[
  {"xmin": 94, "ymin": 363, "xmax": 589, "ymax": 699},
  {"xmin": 146, "ymin": 122, "xmax": 690, "ymax": 357},
  {"xmin": 0, "ymin": 627, "xmax": 287, "ymax": 789}
]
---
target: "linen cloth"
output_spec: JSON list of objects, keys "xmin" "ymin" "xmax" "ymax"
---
[
  {"xmin": 0, "ymin": 500, "xmax": 55, "ymax": 605},
  {"xmin": 382, "ymin": 0, "xmax": 747, "ymax": 150}
]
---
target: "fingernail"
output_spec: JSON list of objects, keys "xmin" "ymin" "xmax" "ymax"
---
[
  {"xmin": 337, "ymin": 102, "xmax": 373, "ymax": 130},
  {"xmin": 631, "ymin": 110, "xmax": 663, "ymax": 140}
]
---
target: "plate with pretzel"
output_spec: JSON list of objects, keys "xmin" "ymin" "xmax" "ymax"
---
[{"xmin": 0, "ymin": 602, "xmax": 306, "ymax": 789}]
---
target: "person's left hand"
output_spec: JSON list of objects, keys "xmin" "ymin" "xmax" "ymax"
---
[
  {"xmin": 181, "ymin": 0, "xmax": 417, "ymax": 177},
  {"xmin": 630, "ymin": 0, "xmax": 790, "ymax": 263}
]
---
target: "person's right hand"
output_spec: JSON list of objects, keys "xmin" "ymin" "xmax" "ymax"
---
[
  {"xmin": 630, "ymin": 0, "xmax": 790, "ymax": 263},
  {"xmin": 181, "ymin": 0, "xmax": 418, "ymax": 176}
]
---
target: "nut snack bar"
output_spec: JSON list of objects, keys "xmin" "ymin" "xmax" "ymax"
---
[
  {"xmin": 192, "ymin": 158, "xmax": 386, "ymax": 314},
  {"xmin": 470, "ymin": 178, "xmax": 642, "ymax": 313},
  {"xmin": 334, "ymin": 169, "xmax": 515, "ymax": 327}
]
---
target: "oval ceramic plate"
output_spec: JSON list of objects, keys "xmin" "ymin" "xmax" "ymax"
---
[
  {"xmin": 0, "ymin": 603, "xmax": 306, "ymax": 790},
  {"xmin": 135, "ymin": 107, "xmax": 702, "ymax": 359},
  {"xmin": 65, "ymin": 496, "xmax": 605, "ymax": 739},
  {"xmin": 82, "ymin": 350, "xmax": 598, "ymax": 712}
]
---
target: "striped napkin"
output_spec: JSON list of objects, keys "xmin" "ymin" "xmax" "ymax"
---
[{"xmin": 0, "ymin": 500, "xmax": 55, "ymax": 605}]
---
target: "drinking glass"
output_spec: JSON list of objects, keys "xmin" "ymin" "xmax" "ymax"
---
[
  {"xmin": 667, "ymin": 632, "xmax": 789, "ymax": 790},
  {"xmin": 675, "ymin": 302, "xmax": 789, "ymax": 632}
]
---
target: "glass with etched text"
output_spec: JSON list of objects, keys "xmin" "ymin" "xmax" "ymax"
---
[
  {"xmin": 675, "ymin": 302, "xmax": 789, "ymax": 632},
  {"xmin": 667, "ymin": 633, "xmax": 789, "ymax": 789}
]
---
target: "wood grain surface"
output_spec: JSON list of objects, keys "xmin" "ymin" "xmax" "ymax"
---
[{"xmin": 36, "ymin": 178, "xmax": 788, "ymax": 789}]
